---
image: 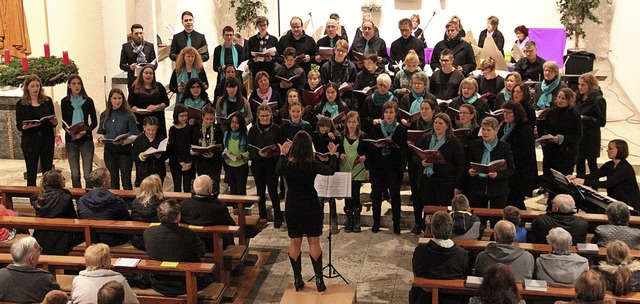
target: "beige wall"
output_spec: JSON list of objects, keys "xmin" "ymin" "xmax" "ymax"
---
[{"xmin": 610, "ymin": 0, "xmax": 640, "ymax": 112}]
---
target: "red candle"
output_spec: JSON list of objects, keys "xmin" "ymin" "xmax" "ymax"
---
[
  {"xmin": 3, "ymin": 49, "xmax": 9, "ymax": 64},
  {"xmin": 21, "ymin": 57, "xmax": 28, "ymax": 71},
  {"xmin": 44, "ymin": 43, "xmax": 50, "ymax": 58},
  {"xmin": 62, "ymin": 50, "xmax": 69, "ymax": 65}
]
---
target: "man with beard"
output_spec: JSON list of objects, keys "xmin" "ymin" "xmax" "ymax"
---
[{"xmin": 119, "ymin": 24, "xmax": 156, "ymax": 88}]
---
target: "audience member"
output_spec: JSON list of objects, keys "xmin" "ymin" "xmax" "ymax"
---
[
  {"xmin": 97, "ymin": 280, "xmax": 125, "ymax": 304},
  {"xmin": 469, "ymin": 263, "xmax": 525, "ymax": 304},
  {"xmin": 503, "ymin": 206, "xmax": 527, "ymax": 243},
  {"xmin": 596, "ymin": 240, "xmax": 640, "ymax": 296},
  {"xmin": 449, "ymin": 194, "xmax": 482, "ymax": 240},
  {"xmin": 77, "ymin": 168, "xmax": 131, "ymax": 246},
  {"xmin": 71, "ymin": 243, "xmax": 138, "ymax": 304},
  {"xmin": 535, "ymin": 227, "xmax": 589, "ymax": 287},
  {"xmin": 42, "ymin": 290, "xmax": 69, "ymax": 304},
  {"xmin": 0, "ymin": 237, "xmax": 60, "ymax": 302},
  {"xmin": 475, "ymin": 220, "xmax": 534, "ymax": 281},
  {"xmin": 529, "ymin": 194, "xmax": 588, "ymax": 245},
  {"xmin": 591, "ymin": 202, "xmax": 640, "ymax": 249},
  {"xmin": 130, "ymin": 174, "xmax": 164, "ymax": 250},
  {"xmin": 555, "ymin": 270, "xmax": 616, "ymax": 304},
  {"xmin": 410, "ymin": 211, "xmax": 469, "ymax": 304}
]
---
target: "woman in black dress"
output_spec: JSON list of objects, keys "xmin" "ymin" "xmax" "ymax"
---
[
  {"xmin": 570, "ymin": 139, "xmax": 640, "ymax": 210},
  {"xmin": 16, "ymin": 74, "xmax": 58, "ymax": 186},
  {"xmin": 498, "ymin": 101, "xmax": 537, "ymax": 210},
  {"xmin": 277, "ymin": 131, "xmax": 336, "ymax": 292},
  {"xmin": 129, "ymin": 65, "xmax": 170, "ymax": 137},
  {"xmin": 168, "ymin": 104, "xmax": 194, "ymax": 192},
  {"xmin": 575, "ymin": 73, "xmax": 606, "ymax": 175}
]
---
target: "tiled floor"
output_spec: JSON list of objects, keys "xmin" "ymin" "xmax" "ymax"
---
[{"xmin": 3, "ymin": 58, "xmax": 640, "ymax": 303}]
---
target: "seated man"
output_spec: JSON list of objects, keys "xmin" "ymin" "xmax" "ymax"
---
[
  {"xmin": 0, "ymin": 237, "xmax": 60, "ymax": 302},
  {"xmin": 475, "ymin": 220, "xmax": 534, "ymax": 281},
  {"xmin": 97, "ymin": 280, "xmax": 125, "ymax": 304},
  {"xmin": 410, "ymin": 211, "xmax": 469, "ymax": 304},
  {"xmin": 535, "ymin": 227, "xmax": 589, "ymax": 287},
  {"xmin": 179, "ymin": 175, "xmax": 236, "ymax": 251},
  {"xmin": 77, "ymin": 168, "xmax": 131, "ymax": 246},
  {"xmin": 449, "ymin": 194, "xmax": 483, "ymax": 240},
  {"xmin": 529, "ymin": 194, "xmax": 588, "ymax": 245},
  {"xmin": 144, "ymin": 199, "xmax": 212, "ymax": 297},
  {"xmin": 514, "ymin": 40, "xmax": 546, "ymax": 81},
  {"xmin": 592, "ymin": 201, "xmax": 640, "ymax": 249}
]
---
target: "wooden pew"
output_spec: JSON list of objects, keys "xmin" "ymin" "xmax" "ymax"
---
[
  {"xmin": 423, "ymin": 205, "xmax": 640, "ymax": 228},
  {"xmin": 0, "ymin": 253, "xmax": 223, "ymax": 304},
  {"xmin": 0, "ymin": 185, "xmax": 263, "ymax": 246},
  {"xmin": 411, "ymin": 278, "xmax": 640, "ymax": 303}
]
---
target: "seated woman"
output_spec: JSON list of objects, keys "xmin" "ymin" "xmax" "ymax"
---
[
  {"xmin": 130, "ymin": 174, "xmax": 164, "ymax": 250},
  {"xmin": 590, "ymin": 202, "xmax": 640, "ymax": 249},
  {"xmin": 71, "ymin": 243, "xmax": 139, "ymax": 304},
  {"xmin": 555, "ymin": 270, "xmax": 616, "ymax": 304},
  {"xmin": 30, "ymin": 169, "xmax": 83, "ymax": 255},
  {"xmin": 595, "ymin": 240, "xmax": 640, "ymax": 296},
  {"xmin": 535, "ymin": 227, "xmax": 589, "ymax": 286},
  {"xmin": 570, "ymin": 139, "xmax": 640, "ymax": 210},
  {"xmin": 469, "ymin": 263, "xmax": 525, "ymax": 304},
  {"xmin": 410, "ymin": 211, "xmax": 469, "ymax": 304}
]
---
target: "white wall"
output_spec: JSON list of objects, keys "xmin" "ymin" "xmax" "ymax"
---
[{"xmin": 609, "ymin": 0, "xmax": 640, "ymax": 111}]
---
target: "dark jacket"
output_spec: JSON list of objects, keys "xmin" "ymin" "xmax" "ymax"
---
[
  {"xmin": 414, "ymin": 133, "xmax": 466, "ymax": 190},
  {"xmin": 130, "ymin": 196, "xmax": 163, "ymax": 250},
  {"xmin": 349, "ymin": 35, "xmax": 389, "ymax": 67},
  {"xmin": 498, "ymin": 123, "xmax": 537, "ymax": 205},
  {"xmin": 248, "ymin": 122, "xmax": 280, "ymax": 160},
  {"xmin": 30, "ymin": 188, "xmax": 83, "ymax": 255},
  {"xmin": 0, "ymin": 264, "xmax": 60, "ymax": 303},
  {"xmin": 170, "ymin": 30, "xmax": 209, "ymax": 61},
  {"xmin": 131, "ymin": 134, "xmax": 169, "ymax": 185},
  {"xmin": 478, "ymin": 29, "xmax": 505, "ymax": 55},
  {"xmin": 575, "ymin": 90, "xmax": 606, "ymax": 159},
  {"xmin": 279, "ymin": 31, "xmax": 317, "ymax": 72},
  {"xmin": 541, "ymin": 105, "xmax": 583, "ymax": 176},
  {"xmin": 247, "ymin": 33, "xmax": 282, "ymax": 76},
  {"xmin": 320, "ymin": 56, "xmax": 357, "ymax": 86},
  {"xmin": 120, "ymin": 40, "xmax": 157, "ymax": 86},
  {"xmin": 429, "ymin": 69, "xmax": 464, "ymax": 100},
  {"xmin": 449, "ymin": 96, "xmax": 491, "ymax": 123},
  {"xmin": 529, "ymin": 212, "xmax": 589, "ymax": 244},
  {"xmin": 515, "ymin": 55, "xmax": 546, "ymax": 81},
  {"xmin": 389, "ymin": 35, "xmax": 425, "ymax": 68},
  {"xmin": 180, "ymin": 194, "xmax": 236, "ymax": 250},
  {"xmin": 467, "ymin": 139, "xmax": 515, "ymax": 197},
  {"xmin": 430, "ymin": 36, "xmax": 476, "ymax": 76},
  {"xmin": 581, "ymin": 159, "xmax": 640, "ymax": 210},
  {"xmin": 60, "ymin": 96, "xmax": 98, "ymax": 143},
  {"xmin": 77, "ymin": 188, "xmax": 131, "ymax": 246},
  {"xmin": 596, "ymin": 260, "xmax": 640, "ymax": 296},
  {"xmin": 450, "ymin": 211, "xmax": 483, "ymax": 240}
]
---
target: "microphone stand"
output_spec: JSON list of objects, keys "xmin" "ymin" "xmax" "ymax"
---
[{"xmin": 419, "ymin": 11, "xmax": 436, "ymax": 47}]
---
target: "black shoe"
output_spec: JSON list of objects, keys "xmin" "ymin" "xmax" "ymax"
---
[
  {"xmin": 289, "ymin": 255, "xmax": 304, "ymax": 292},
  {"xmin": 352, "ymin": 210, "xmax": 361, "ymax": 233},
  {"xmin": 393, "ymin": 224, "xmax": 401, "ymax": 235},
  {"xmin": 310, "ymin": 254, "xmax": 326, "ymax": 292},
  {"xmin": 274, "ymin": 215, "xmax": 283, "ymax": 229},
  {"xmin": 410, "ymin": 225, "xmax": 422, "ymax": 235},
  {"xmin": 372, "ymin": 223, "xmax": 380, "ymax": 233}
]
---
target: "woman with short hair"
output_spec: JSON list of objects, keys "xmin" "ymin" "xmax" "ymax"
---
[
  {"xmin": 535, "ymin": 227, "xmax": 589, "ymax": 286},
  {"xmin": 589, "ymin": 201, "xmax": 640, "ymax": 249},
  {"xmin": 71, "ymin": 243, "xmax": 139, "ymax": 304},
  {"xmin": 555, "ymin": 270, "xmax": 616, "ymax": 304}
]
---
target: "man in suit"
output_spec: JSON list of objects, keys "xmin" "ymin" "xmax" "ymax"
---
[
  {"xmin": 119, "ymin": 23, "xmax": 156, "ymax": 88},
  {"xmin": 170, "ymin": 11, "xmax": 209, "ymax": 62}
]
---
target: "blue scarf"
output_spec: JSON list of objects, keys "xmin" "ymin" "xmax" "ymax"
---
[
  {"xmin": 289, "ymin": 119, "xmax": 310, "ymax": 128},
  {"xmin": 219, "ymin": 44, "xmax": 238, "ymax": 81},
  {"xmin": 322, "ymin": 102, "xmax": 339, "ymax": 118},
  {"xmin": 500, "ymin": 123, "xmax": 515, "ymax": 142},
  {"xmin": 424, "ymin": 134, "xmax": 446, "ymax": 176},
  {"xmin": 537, "ymin": 77, "xmax": 560, "ymax": 109},
  {"xmin": 176, "ymin": 67, "xmax": 200, "ymax": 102},
  {"xmin": 504, "ymin": 90, "xmax": 512, "ymax": 102},
  {"xmin": 184, "ymin": 97, "xmax": 206, "ymax": 109},
  {"xmin": 372, "ymin": 90, "xmax": 394, "ymax": 107},
  {"xmin": 409, "ymin": 90, "xmax": 425, "ymax": 114},
  {"xmin": 224, "ymin": 130, "xmax": 246, "ymax": 148},
  {"xmin": 70, "ymin": 95, "xmax": 85, "ymax": 124},
  {"xmin": 462, "ymin": 93, "xmax": 480, "ymax": 105},
  {"xmin": 221, "ymin": 96, "xmax": 238, "ymax": 116},
  {"xmin": 380, "ymin": 120, "xmax": 397, "ymax": 156},
  {"xmin": 480, "ymin": 137, "xmax": 498, "ymax": 178}
]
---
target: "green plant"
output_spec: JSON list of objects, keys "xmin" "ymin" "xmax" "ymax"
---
[
  {"xmin": 0, "ymin": 56, "xmax": 79, "ymax": 87},
  {"xmin": 229, "ymin": 0, "xmax": 268, "ymax": 36},
  {"xmin": 557, "ymin": 0, "xmax": 611, "ymax": 49}
]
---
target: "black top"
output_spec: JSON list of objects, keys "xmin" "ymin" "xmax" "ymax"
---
[
  {"xmin": 276, "ymin": 157, "xmax": 335, "ymax": 202},
  {"xmin": 170, "ymin": 30, "xmax": 209, "ymax": 61},
  {"xmin": 60, "ymin": 96, "xmax": 98, "ymax": 142},
  {"xmin": 575, "ymin": 90, "xmax": 607, "ymax": 159},
  {"xmin": 478, "ymin": 29, "xmax": 505, "ymax": 55},
  {"xmin": 213, "ymin": 44, "xmax": 245, "ymax": 74},
  {"xmin": 120, "ymin": 40, "xmax": 157, "ymax": 86},
  {"xmin": 180, "ymin": 194, "xmax": 236, "ymax": 249},
  {"xmin": 361, "ymin": 95, "xmax": 399, "ymax": 134},
  {"xmin": 449, "ymin": 97, "xmax": 491, "ymax": 123},
  {"xmin": 279, "ymin": 121, "xmax": 313, "ymax": 143},
  {"xmin": 131, "ymin": 133, "xmax": 169, "ymax": 183},
  {"xmin": 367, "ymin": 122, "xmax": 408, "ymax": 171},
  {"xmin": 248, "ymin": 90, "xmax": 283, "ymax": 125},
  {"xmin": 498, "ymin": 123, "xmax": 537, "ymax": 199},
  {"xmin": 467, "ymin": 139, "xmax": 515, "ymax": 197},
  {"xmin": 0, "ymin": 264, "xmax": 60, "ymax": 303},
  {"xmin": 414, "ymin": 133, "xmax": 466, "ymax": 189},
  {"xmin": 168, "ymin": 124, "xmax": 193, "ymax": 165},
  {"xmin": 169, "ymin": 69, "xmax": 209, "ymax": 95},
  {"xmin": 15, "ymin": 98, "xmax": 56, "ymax": 136},
  {"xmin": 316, "ymin": 35, "xmax": 341, "ymax": 67},
  {"xmin": 476, "ymin": 75, "xmax": 505, "ymax": 111},
  {"xmin": 529, "ymin": 212, "xmax": 589, "ymax": 244},
  {"xmin": 581, "ymin": 159, "xmax": 640, "ymax": 210},
  {"xmin": 248, "ymin": 122, "xmax": 280, "ymax": 160},
  {"xmin": 349, "ymin": 36, "xmax": 390, "ymax": 67},
  {"xmin": 279, "ymin": 31, "xmax": 317, "ymax": 73},
  {"xmin": 429, "ymin": 69, "xmax": 464, "ymax": 100},
  {"xmin": 389, "ymin": 35, "xmax": 426, "ymax": 68},
  {"xmin": 129, "ymin": 82, "xmax": 170, "ymax": 137},
  {"xmin": 248, "ymin": 33, "xmax": 282, "ymax": 76},
  {"xmin": 430, "ymin": 36, "xmax": 476, "ymax": 76},
  {"xmin": 30, "ymin": 188, "xmax": 82, "ymax": 255},
  {"xmin": 320, "ymin": 57, "xmax": 357, "ymax": 86},
  {"xmin": 515, "ymin": 56, "xmax": 546, "ymax": 81}
]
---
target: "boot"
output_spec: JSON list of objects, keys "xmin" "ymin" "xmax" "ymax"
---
[
  {"xmin": 344, "ymin": 209, "xmax": 353, "ymax": 233},
  {"xmin": 352, "ymin": 209, "xmax": 361, "ymax": 233},
  {"xmin": 310, "ymin": 254, "xmax": 327, "ymax": 292},
  {"xmin": 289, "ymin": 255, "xmax": 304, "ymax": 291},
  {"xmin": 274, "ymin": 211, "xmax": 283, "ymax": 229},
  {"xmin": 330, "ymin": 215, "xmax": 339, "ymax": 234}
]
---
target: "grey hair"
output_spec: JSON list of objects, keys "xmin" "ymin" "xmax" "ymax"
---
[
  {"xmin": 546, "ymin": 227, "xmax": 572, "ymax": 254},
  {"xmin": 10, "ymin": 236, "xmax": 40, "ymax": 264},
  {"xmin": 524, "ymin": 40, "xmax": 537, "ymax": 49},
  {"xmin": 607, "ymin": 202, "xmax": 631, "ymax": 226},
  {"xmin": 431, "ymin": 211, "xmax": 453, "ymax": 239},
  {"xmin": 552, "ymin": 194, "xmax": 575, "ymax": 213},
  {"xmin": 494, "ymin": 220, "xmax": 515, "ymax": 244}
]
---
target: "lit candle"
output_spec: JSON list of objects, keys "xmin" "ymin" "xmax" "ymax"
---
[
  {"xmin": 21, "ymin": 57, "xmax": 28, "ymax": 71},
  {"xmin": 62, "ymin": 50, "xmax": 69, "ymax": 65},
  {"xmin": 3, "ymin": 49, "xmax": 9, "ymax": 64},
  {"xmin": 44, "ymin": 43, "xmax": 50, "ymax": 58}
]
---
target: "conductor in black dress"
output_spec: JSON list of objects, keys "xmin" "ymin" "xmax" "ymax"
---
[
  {"xmin": 277, "ymin": 131, "xmax": 336, "ymax": 293},
  {"xmin": 170, "ymin": 11, "xmax": 209, "ymax": 62}
]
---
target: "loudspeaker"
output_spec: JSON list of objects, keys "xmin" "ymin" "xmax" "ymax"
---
[{"xmin": 564, "ymin": 50, "xmax": 595, "ymax": 75}]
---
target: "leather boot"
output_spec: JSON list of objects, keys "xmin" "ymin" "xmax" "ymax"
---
[
  {"xmin": 289, "ymin": 255, "xmax": 304, "ymax": 291},
  {"xmin": 344, "ymin": 208, "xmax": 353, "ymax": 233},
  {"xmin": 330, "ymin": 215, "xmax": 339, "ymax": 234},
  {"xmin": 274, "ymin": 211, "xmax": 283, "ymax": 229},
  {"xmin": 352, "ymin": 209, "xmax": 361, "ymax": 233},
  {"xmin": 310, "ymin": 254, "xmax": 326, "ymax": 292}
]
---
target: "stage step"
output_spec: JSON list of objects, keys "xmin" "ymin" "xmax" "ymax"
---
[{"xmin": 280, "ymin": 282, "xmax": 357, "ymax": 304}]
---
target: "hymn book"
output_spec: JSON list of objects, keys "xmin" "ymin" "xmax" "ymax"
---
[
  {"xmin": 142, "ymin": 138, "xmax": 168, "ymax": 156},
  {"xmin": 408, "ymin": 144, "xmax": 445, "ymax": 164},
  {"xmin": 470, "ymin": 159, "xmax": 507, "ymax": 174}
]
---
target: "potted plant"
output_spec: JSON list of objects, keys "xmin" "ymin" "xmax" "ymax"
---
[
  {"xmin": 229, "ymin": 0, "xmax": 269, "ymax": 37},
  {"xmin": 557, "ymin": 0, "xmax": 611, "ymax": 50}
]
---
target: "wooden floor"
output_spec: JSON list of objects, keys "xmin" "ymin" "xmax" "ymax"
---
[
  {"xmin": 231, "ymin": 250, "xmax": 275, "ymax": 303},
  {"xmin": 279, "ymin": 282, "xmax": 357, "ymax": 304}
]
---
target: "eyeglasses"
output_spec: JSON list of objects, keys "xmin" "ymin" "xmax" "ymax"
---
[{"xmin": 191, "ymin": 85, "xmax": 201, "ymax": 89}]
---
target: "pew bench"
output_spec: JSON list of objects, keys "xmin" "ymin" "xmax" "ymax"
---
[{"xmin": 0, "ymin": 253, "xmax": 223, "ymax": 304}]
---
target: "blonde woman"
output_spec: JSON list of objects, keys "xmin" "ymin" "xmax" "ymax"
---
[
  {"xmin": 169, "ymin": 46, "xmax": 208, "ymax": 103},
  {"xmin": 131, "ymin": 174, "xmax": 164, "ymax": 249},
  {"xmin": 71, "ymin": 243, "xmax": 139, "ymax": 304}
]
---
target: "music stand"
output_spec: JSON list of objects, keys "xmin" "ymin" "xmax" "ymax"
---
[{"xmin": 309, "ymin": 172, "xmax": 351, "ymax": 284}]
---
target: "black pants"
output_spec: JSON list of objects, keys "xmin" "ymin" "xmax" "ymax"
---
[
  {"xmin": 576, "ymin": 156, "xmax": 598, "ymax": 175},
  {"xmin": 224, "ymin": 163, "xmax": 248, "ymax": 195},
  {"xmin": 22, "ymin": 133, "xmax": 54, "ymax": 186},
  {"xmin": 251, "ymin": 159, "xmax": 280, "ymax": 219},
  {"xmin": 104, "ymin": 149, "xmax": 133, "ymax": 190},
  {"xmin": 370, "ymin": 167, "xmax": 403, "ymax": 226},
  {"xmin": 169, "ymin": 163, "xmax": 194, "ymax": 192},
  {"xmin": 344, "ymin": 180, "xmax": 363, "ymax": 211}
]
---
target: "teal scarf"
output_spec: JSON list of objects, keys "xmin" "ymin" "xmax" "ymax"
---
[
  {"xmin": 219, "ymin": 44, "xmax": 238, "ymax": 81},
  {"xmin": 289, "ymin": 119, "xmax": 310, "ymax": 127},
  {"xmin": 176, "ymin": 68, "xmax": 200, "ymax": 102},
  {"xmin": 409, "ymin": 90, "xmax": 425, "ymax": 114},
  {"xmin": 70, "ymin": 95, "xmax": 85, "ymax": 124},
  {"xmin": 537, "ymin": 77, "xmax": 560, "ymax": 109},
  {"xmin": 224, "ymin": 130, "xmax": 246, "ymax": 147},
  {"xmin": 184, "ymin": 97, "xmax": 206, "ymax": 109},
  {"xmin": 322, "ymin": 101, "xmax": 339, "ymax": 118},
  {"xmin": 424, "ymin": 134, "xmax": 446, "ymax": 176},
  {"xmin": 480, "ymin": 137, "xmax": 498, "ymax": 178},
  {"xmin": 372, "ymin": 90, "xmax": 394, "ymax": 107},
  {"xmin": 504, "ymin": 90, "xmax": 512, "ymax": 102},
  {"xmin": 221, "ymin": 96, "xmax": 238, "ymax": 116},
  {"xmin": 500, "ymin": 123, "xmax": 515, "ymax": 142},
  {"xmin": 462, "ymin": 93, "xmax": 480, "ymax": 105},
  {"xmin": 380, "ymin": 120, "xmax": 397, "ymax": 156}
]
